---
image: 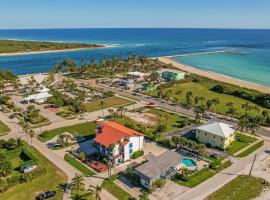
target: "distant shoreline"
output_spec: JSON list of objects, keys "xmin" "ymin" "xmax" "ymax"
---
[
  {"xmin": 0, "ymin": 46, "xmax": 112, "ymax": 57},
  {"xmin": 158, "ymin": 56, "xmax": 270, "ymax": 93}
]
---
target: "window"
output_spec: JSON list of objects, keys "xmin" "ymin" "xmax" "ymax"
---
[{"xmin": 129, "ymin": 143, "xmax": 133, "ymax": 155}]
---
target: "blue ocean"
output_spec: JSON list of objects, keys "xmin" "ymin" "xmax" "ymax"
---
[{"xmin": 0, "ymin": 28, "xmax": 270, "ymax": 86}]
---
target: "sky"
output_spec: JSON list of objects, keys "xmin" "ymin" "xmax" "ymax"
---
[{"xmin": 0, "ymin": 0, "xmax": 270, "ymax": 29}]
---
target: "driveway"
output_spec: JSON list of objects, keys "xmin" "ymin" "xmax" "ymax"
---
[{"xmin": 150, "ymin": 180, "xmax": 189, "ymax": 200}]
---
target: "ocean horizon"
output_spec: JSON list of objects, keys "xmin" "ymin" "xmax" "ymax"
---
[{"xmin": 0, "ymin": 28, "xmax": 270, "ymax": 87}]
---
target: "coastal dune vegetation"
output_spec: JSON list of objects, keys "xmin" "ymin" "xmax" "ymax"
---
[{"xmin": 0, "ymin": 40, "xmax": 103, "ymax": 54}]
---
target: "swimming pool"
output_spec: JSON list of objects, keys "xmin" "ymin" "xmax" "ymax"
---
[{"xmin": 182, "ymin": 158, "xmax": 197, "ymax": 167}]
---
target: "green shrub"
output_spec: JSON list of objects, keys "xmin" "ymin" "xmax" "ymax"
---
[
  {"xmin": 209, "ymin": 160, "xmax": 221, "ymax": 170},
  {"xmin": 7, "ymin": 174, "xmax": 23, "ymax": 186},
  {"xmin": 152, "ymin": 178, "xmax": 165, "ymax": 188},
  {"xmin": 131, "ymin": 150, "xmax": 144, "ymax": 159}
]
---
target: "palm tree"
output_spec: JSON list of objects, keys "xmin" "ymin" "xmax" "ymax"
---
[
  {"xmin": 262, "ymin": 110, "xmax": 269, "ymax": 124},
  {"xmin": 56, "ymin": 134, "xmax": 67, "ymax": 147},
  {"xmin": 88, "ymin": 185, "xmax": 102, "ymax": 200},
  {"xmin": 72, "ymin": 174, "xmax": 85, "ymax": 197},
  {"xmin": 99, "ymin": 100, "xmax": 105, "ymax": 117},
  {"xmin": 185, "ymin": 91, "xmax": 193, "ymax": 115},
  {"xmin": 0, "ymin": 178, "xmax": 7, "ymax": 193},
  {"xmin": 225, "ymin": 102, "xmax": 237, "ymax": 123},
  {"xmin": 206, "ymin": 99, "xmax": 214, "ymax": 112},
  {"xmin": 108, "ymin": 108, "xmax": 114, "ymax": 117},
  {"xmin": 29, "ymin": 129, "xmax": 35, "ymax": 146}
]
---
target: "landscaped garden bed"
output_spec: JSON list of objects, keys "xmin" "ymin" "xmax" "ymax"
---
[
  {"xmin": 38, "ymin": 121, "xmax": 96, "ymax": 142},
  {"xmin": 64, "ymin": 154, "xmax": 95, "ymax": 176},
  {"xmin": 206, "ymin": 175, "xmax": 269, "ymax": 200},
  {"xmin": 174, "ymin": 168, "xmax": 216, "ymax": 188}
]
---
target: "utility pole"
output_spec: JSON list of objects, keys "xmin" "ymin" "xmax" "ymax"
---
[{"xmin": 249, "ymin": 154, "xmax": 257, "ymax": 176}]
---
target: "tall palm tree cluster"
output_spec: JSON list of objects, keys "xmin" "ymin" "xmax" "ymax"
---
[
  {"xmin": 0, "ymin": 70, "xmax": 19, "ymax": 94},
  {"xmin": 237, "ymin": 102, "xmax": 269, "ymax": 135},
  {"xmin": 52, "ymin": 54, "xmax": 166, "ymax": 79},
  {"xmin": 72, "ymin": 174, "xmax": 101, "ymax": 200}
]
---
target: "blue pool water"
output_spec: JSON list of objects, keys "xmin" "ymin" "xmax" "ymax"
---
[
  {"xmin": 182, "ymin": 158, "xmax": 197, "ymax": 167},
  {"xmin": 0, "ymin": 28, "xmax": 270, "ymax": 86}
]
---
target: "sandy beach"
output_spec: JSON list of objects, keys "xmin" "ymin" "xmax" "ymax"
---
[
  {"xmin": 158, "ymin": 57, "xmax": 270, "ymax": 93},
  {"xmin": 0, "ymin": 45, "xmax": 110, "ymax": 57}
]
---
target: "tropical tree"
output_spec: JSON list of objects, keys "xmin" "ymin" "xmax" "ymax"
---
[
  {"xmin": 72, "ymin": 174, "xmax": 85, "ymax": 197},
  {"xmin": 88, "ymin": 185, "xmax": 102, "ymax": 200},
  {"xmin": 185, "ymin": 91, "xmax": 193, "ymax": 115},
  {"xmin": 99, "ymin": 100, "xmax": 105, "ymax": 117},
  {"xmin": 0, "ymin": 178, "xmax": 7, "ymax": 193},
  {"xmin": 56, "ymin": 134, "xmax": 68, "ymax": 147},
  {"xmin": 225, "ymin": 102, "xmax": 237, "ymax": 123},
  {"xmin": 29, "ymin": 129, "xmax": 35, "ymax": 146}
]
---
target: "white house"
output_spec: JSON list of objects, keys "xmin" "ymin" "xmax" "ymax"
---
[
  {"xmin": 94, "ymin": 120, "xmax": 144, "ymax": 165},
  {"xmin": 195, "ymin": 121, "xmax": 236, "ymax": 149},
  {"xmin": 127, "ymin": 71, "xmax": 147, "ymax": 80},
  {"xmin": 23, "ymin": 92, "xmax": 52, "ymax": 104}
]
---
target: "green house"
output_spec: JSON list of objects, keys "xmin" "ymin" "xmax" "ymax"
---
[{"xmin": 159, "ymin": 68, "xmax": 186, "ymax": 81}]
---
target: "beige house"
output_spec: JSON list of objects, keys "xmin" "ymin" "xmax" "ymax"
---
[{"xmin": 195, "ymin": 121, "xmax": 236, "ymax": 149}]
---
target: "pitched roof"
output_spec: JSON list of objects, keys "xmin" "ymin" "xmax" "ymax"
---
[
  {"xmin": 136, "ymin": 151, "xmax": 183, "ymax": 179},
  {"xmin": 196, "ymin": 121, "xmax": 235, "ymax": 138},
  {"xmin": 94, "ymin": 121, "xmax": 144, "ymax": 148}
]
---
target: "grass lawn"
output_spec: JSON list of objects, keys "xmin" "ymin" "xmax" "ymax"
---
[
  {"xmin": 238, "ymin": 140, "xmax": 264, "ymax": 157},
  {"xmin": 147, "ymin": 81, "xmax": 267, "ymax": 117},
  {"xmin": 115, "ymin": 107, "xmax": 193, "ymax": 138},
  {"xmin": 225, "ymin": 133, "xmax": 257, "ymax": 155},
  {"xmin": 206, "ymin": 175, "xmax": 269, "ymax": 200},
  {"xmin": 38, "ymin": 121, "xmax": 97, "ymax": 142},
  {"xmin": 64, "ymin": 154, "xmax": 95, "ymax": 176},
  {"xmin": 0, "ymin": 146, "xmax": 67, "ymax": 200},
  {"xmin": 175, "ymin": 168, "xmax": 216, "ymax": 188},
  {"xmin": 0, "ymin": 120, "xmax": 10, "ymax": 135},
  {"xmin": 84, "ymin": 96, "xmax": 134, "ymax": 112},
  {"xmin": 102, "ymin": 174, "xmax": 133, "ymax": 200}
]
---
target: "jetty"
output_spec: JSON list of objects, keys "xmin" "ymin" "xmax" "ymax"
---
[{"xmin": 152, "ymin": 50, "xmax": 240, "ymax": 59}]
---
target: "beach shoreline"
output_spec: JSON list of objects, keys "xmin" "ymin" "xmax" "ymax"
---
[
  {"xmin": 0, "ymin": 45, "xmax": 113, "ymax": 57},
  {"xmin": 158, "ymin": 56, "xmax": 270, "ymax": 93}
]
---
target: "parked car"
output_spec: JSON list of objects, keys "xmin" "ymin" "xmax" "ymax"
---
[
  {"xmin": 146, "ymin": 101, "xmax": 155, "ymax": 106},
  {"xmin": 44, "ymin": 104, "xmax": 54, "ymax": 109},
  {"xmin": 8, "ymin": 114, "xmax": 16, "ymax": 119},
  {"xmin": 204, "ymin": 112, "xmax": 213, "ymax": 119},
  {"xmin": 36, "ymin": 191, "xmax": 56, "ymax": 200}
]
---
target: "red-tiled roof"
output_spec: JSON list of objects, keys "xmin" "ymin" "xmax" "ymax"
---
[{"xmin": 94, "ymin": 121, "xmax": 144, "ymax": 148}]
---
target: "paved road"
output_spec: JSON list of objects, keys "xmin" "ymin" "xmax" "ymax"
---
[
  {"xmin": 34, "ymin": 102, "xmax": 143, "ymax": 133},
  {"xmin": 0, "ymin": 111, "xmax": 116, "ymax": 200},
  {"xmin": 96, "ymin": 84, "xmax": 270, "ymax": 139}
]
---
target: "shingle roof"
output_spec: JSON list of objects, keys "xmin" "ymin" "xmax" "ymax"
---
[
  {"xmin": 196, "ymin": 121, "xmax": 235, "ymax": 138},
  {"xmin": 136, "ymin": 151, "xmax": 183, "ymax": 179},
  {"xmin": 94, "ymin": 121, "xmax": 144, "ymax": 148}
]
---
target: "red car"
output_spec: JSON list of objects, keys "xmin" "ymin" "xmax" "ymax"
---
[
  {"xmin": 146, "ymin": 102, "xmax": 155, "ymax": 106},
  {"xmin": 44, "ymin": 104, "xmax": 54, "ymax": 109}
]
